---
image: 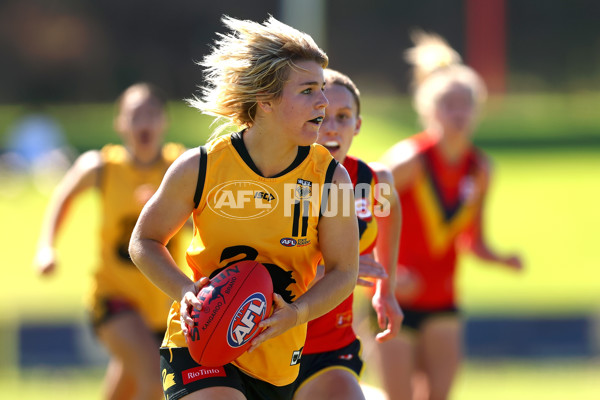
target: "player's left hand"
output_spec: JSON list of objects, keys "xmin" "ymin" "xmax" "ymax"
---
[
  {"xmin": 248, "ymin": 293, "xmax": 297, "ymax": 353},
  {"xmin": 371, "ymin": 289, "xmax": 403, "ymax": 342},
  {"xmin": 502, "ymin": 254, "xmax": 524, "ymax": 271},
  {"xmin": 357, "ymin": 253, "xmax": 388, "ymax": 287}
]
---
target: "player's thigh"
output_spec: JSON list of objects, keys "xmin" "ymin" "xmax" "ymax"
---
[
  {"xmin": 181, "ymin": 387, "xmax": 246, "ymax": 400},
  {"xmin": 97, "ymin": 311, "xmax": 160, "ymax": 372},
  {"xmin": 294, "ymin": 368, "xmax": 364, "ymax": 400},
  {"xmin": 417, "ymin": 316, "xmax": 462, "ymax": 397},
  {"xmin": 374, "ymin": 331, "xmax": 414, "ymax": 400}
]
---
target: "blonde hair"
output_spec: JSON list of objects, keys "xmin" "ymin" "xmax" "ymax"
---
[
  {"xmin": 188, "ymin": 15, "xmax": 328, "ymax": 138},
  {"xmin": 324, "ymin": 68, "xmax": 361, "ymax": 116},
  {"xmin": 405, "ymin": 30, "xmax": 487, "ymax": 125}
]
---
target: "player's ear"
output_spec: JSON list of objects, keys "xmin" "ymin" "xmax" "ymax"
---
[
  {"xmin": 257, "ymin": 92, "xmax": 273, "ymax": 113},
  {"xmin": 354, "ymin": 116, "xmax": 362, "ymax": 137}
]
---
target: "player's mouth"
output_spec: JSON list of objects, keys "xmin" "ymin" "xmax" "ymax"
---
[
  {"xmin": 322, "ymin": 140, "xmax": 340, "ymax": 152},
  {"xmin": 308, "ymin": 116, "xmax": 323, "ymax": 125},
  {"xmin": 137, "ymin": 130, "xmax": 151, "ymax": 145}
]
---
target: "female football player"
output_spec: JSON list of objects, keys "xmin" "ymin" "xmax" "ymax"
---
[
  {"xmin": 34, "ymin": 82, "xmax": 186, "ymax": 400},
  {"xmin": 375, "ymin": 31, "xmax": 523, "ymax": 400},
  {"xmin": 292, "ymin": 68, "xmax": 403, "ymax": 400},
  {"xmin": 129, "ymin": 15, "xmax": 359, "ymax": 400}
]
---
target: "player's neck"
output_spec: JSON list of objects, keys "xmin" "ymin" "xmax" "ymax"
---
[
  {"xmin": 126, "ymin": 148, "xmax": 162, "ymax": 168},
  {"xmin": 435, "ymin": 134, "xmax": 470, "ymax": 164},
  {"xmin": 243, "ymin": 127, "xmax": 298, "ymax": 177}
]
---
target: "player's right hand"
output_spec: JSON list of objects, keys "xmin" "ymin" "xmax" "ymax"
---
[
  {"xmin": 33, "ymin": 246, "xmax": 57, "ymax": 276},
  {"xmin": 179, "ymin": 277, "xmax": 209, "ymax": 336}
]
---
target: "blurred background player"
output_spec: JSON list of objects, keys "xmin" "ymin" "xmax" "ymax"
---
[
  {"xmin": 129, "ymin": 16, "xmax": 359, "ymax": 400},
  {"xmin": 33, "ymin": 82, "xmax": 187, "ymax": 400},
  {"xmin": 375, "ymin": 32, "xmax": 523, "ymax": 400},
  {"xmin": 293, "ymin": 68, "xmax": 403, "ymax": 400}
]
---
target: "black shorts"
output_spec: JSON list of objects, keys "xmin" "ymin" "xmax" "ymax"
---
[
  {"xmin": 293, "ymin": 338, "xmax": 363, "ymax": 393},
  {"xmin": 160, "ymin": 347, "xmax": 296, "ymax": 400},
  {"xmin": 369, "ymin": 305, "xmax": 459, "ymax": 333}
]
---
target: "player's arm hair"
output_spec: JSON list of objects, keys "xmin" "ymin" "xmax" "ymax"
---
[
  {"xmin": 129, "ymin": 149, "xmax": 199, "ymax": 301},
  {"xmin": 295, "ymin": 164, "xmax": 359, "ymax": 323}
]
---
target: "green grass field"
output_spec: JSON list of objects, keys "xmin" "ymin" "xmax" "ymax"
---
[{"xmin": 1, "ymin": 96, "xmax": 599, "ymax": 399}]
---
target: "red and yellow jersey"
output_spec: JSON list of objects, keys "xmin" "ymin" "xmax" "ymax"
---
[
  {"xmin": 162, "ymin": 132, "xmax": 337, "ymax": 386},
  {"xmin": 88, "ymin": 143, "xmax": 186, "ymax": 331},
  {"xmin": 397, "ymin": 132, "xmax": 487, "ymax": 309},
  {"xmin": 303, "ymin": 155, "xmax": 378, "ymax": 354}
]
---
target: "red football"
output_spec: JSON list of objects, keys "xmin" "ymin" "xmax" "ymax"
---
[{"xmin": 185, "ymin": 260, "xmax": 273, "ymax": 366}]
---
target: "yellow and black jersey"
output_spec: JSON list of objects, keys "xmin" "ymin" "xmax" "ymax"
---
[
  {"xmin": 89, "ymin": 143, "xmax": 186, "ymax": 331},
  {"xmin": 163, "ymin": 131, "xmax": 337, "ymax": 386}
]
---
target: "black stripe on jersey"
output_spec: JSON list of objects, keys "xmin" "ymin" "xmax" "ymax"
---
[
  {"xmin": 355, "ymin": 159, "xmax": 374, "ymax": 239},
  {"xmin": 193, "ymin": 146, "xmax": 207, "ymax": 209},
  {"xmin": 356, "ymin": 159, "xmax": 374, "ymax": 186},
  {"xmin": 319, "ymin": 158, "xmax": 340, "ymax": 220},
  {"xmin": 231, "ymin": 131, "xmax": 310, "ymax": 178},
  {"xmin": 292, "ymin": 201, "xmax": 301, "ymax": 237},
  {"xmin": 301, "ymin": 199, "xmax": 310, "ymax": 237}
]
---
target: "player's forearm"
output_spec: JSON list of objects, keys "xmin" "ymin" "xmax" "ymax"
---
[
  {"xmin": 129, "ymin": 237, "xmax": 195, "ymax": 301},
  {"xmin": 37, "ymin": 191, "xmax": 75, "ymax": 249},
  {"xmin": 293, "ymin": 264, "xmax": 357, "ymax": 324},
  {"xmin": 374, "ymin": 191, "xmax": 401, "ymax": 292}
]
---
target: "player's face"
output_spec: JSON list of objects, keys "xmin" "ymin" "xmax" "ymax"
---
[
  {"xmin": 317, "ymin": 84, "xmax": 361, "ymax": 162},
  {"xmin": 269, "ymin": 60, "xmax": 328, "ymax": 147},
  {"xmin": 116, "ymin": 89, "xmax": 166, "ymax": 161},
  {"xmin": 434, "ymin": 83, "xmax": 477, "ymax": 140}
]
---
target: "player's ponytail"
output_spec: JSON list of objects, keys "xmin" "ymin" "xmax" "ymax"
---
[
  {"xmin": 405, "ymin": 30, "xmax": 487, "ymax": 128},
  {"xmin": 404, "ymin": 30, "xmax": 462, "ymax": 90}
]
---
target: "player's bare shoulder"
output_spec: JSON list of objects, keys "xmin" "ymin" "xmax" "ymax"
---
[
  {"xmin": 378, "ymin": 139, "xmax": 421, "ymax": 191},
  {"xmin": 157, "ymin": 147, "xmax": 204, "ymax": 205},
  {"xmin": 368, "ymin": 162, "xmax": 394, "ymax": 186},
  {"xmin": 63, "ymin": 149, "xmax": 103, "ymax": 190}
]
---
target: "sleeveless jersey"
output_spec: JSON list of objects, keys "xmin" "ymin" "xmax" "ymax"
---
[
  {"xmin": 162, "ymin": 132, "xmax": 337, "ymax": 386},
  {"xmin": 303, "ymin": 155, "xmax": 378, "ymax": 354},
  {"xmin": 88, "ymin": 143, "xmax": 186, "ymax": 331},
  {"xmin": 397, "ymin": 132, "xmax": 487, "ymax": 309}
]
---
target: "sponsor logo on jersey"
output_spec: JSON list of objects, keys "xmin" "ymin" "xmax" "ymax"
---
[
  {"xmin": 280, "ymin": 237, "xmax": 297, "ymax": 247},
  {"xmin": 207, "ymin": 180, "xmax": 278, "ymax": 220},
  {"xmin": 336, "ymin": 310, "xmax": 353, "ymax": 327},
  {"xmin": 162, "ymin": 369, "xmax": 176, "ymax": 391},
  {"xmin": 290, "ymin": 347, "xmax": 303, "ymax": 366},
  {"xmin": 181, "ymin": 366, "xmax": 226, "ymax": 385},
  {"xmin": 459, "ymin": 176, "xmax": 476, "ymax": 203},
  {"xmin": 295, "ymin": 179, "xmax": 313, "ymax": 200},
  {"xmin": 338, "ymin": 353, "xmax": 354, "ymax": 361},
  {"xmin": 227, "ymin": 292, "xmax": 267, "ymax": 347}
]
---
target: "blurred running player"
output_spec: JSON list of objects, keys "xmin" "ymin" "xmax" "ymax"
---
[
  {"xmin": 376, "ymin": 31, "xmax": 523, "ymax": 400},
  {"xmin": 33, "ymin": 82, "xmax": 186, "ymax": 400},
  {"xmin": 293, "ymin": 68, "xmax": 403, "ymax": 400}
]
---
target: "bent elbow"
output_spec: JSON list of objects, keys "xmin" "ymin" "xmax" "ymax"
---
[{"xmin": 128, "ymin": 235, "xmax": 142, "ymax": 266}]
